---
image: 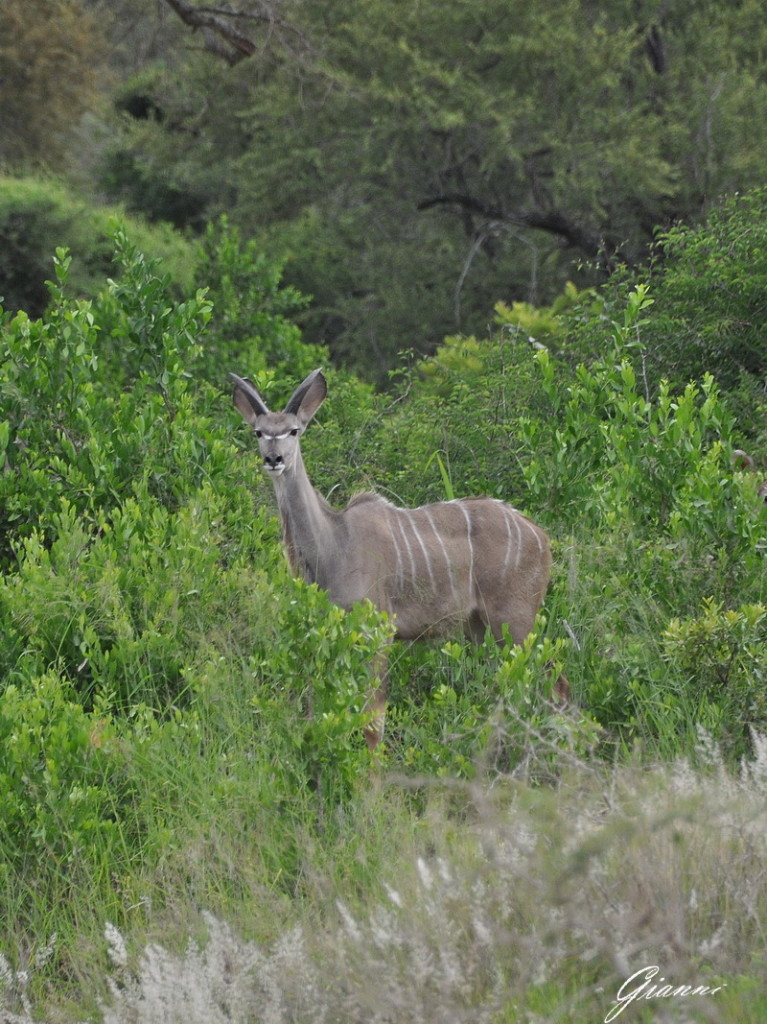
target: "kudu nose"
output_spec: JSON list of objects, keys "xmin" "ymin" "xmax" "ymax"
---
[{"xmin": 264, "ymin": 454, "xmax": 284, "ymax": 470}]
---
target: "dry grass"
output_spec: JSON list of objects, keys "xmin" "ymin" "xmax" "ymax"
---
[
  {"xmin": 2, "ymin": 730, "xmax": 766, "ymax": 1022},
  {"xmin": 58, "ymin": 730, "xmax": 765, "ymax": 1023}
]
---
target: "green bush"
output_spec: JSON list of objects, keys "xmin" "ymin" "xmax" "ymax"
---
[
  {"xmin": 0, "ymin": 670, "xmax": 122, "ymax": 871},
  {"xmin": 0, "ymin": 176, "xmax": 195, "ymax": 317},
  {"xmin": 243, "ymin": 580, "xmax": 393, "ymax": 801},
  {"xmin": 560, "ymin": 187, "xmax": 767, "ymax": 409},
  {"xmin": 386, "ymin": 624, "xmax": 599, "ymax": 779},
  {"xmin": 514, "ymin": 313, "xmax": 767, "ymax": 754},
  {"xmin": 363, "ymin": 339, "xmax": 550, "ymax": 509},
  {"xmin": 663, "ymin": 600, "xmax": 767, "ymax": 760},
  {"xmin": 194, "ymin": 217, "xmax": 319, "ymax": 385},
  {"xmin": 647, "ymin": 188, "xmax": 767, "ymax": 393},
  {"xmin": 0, "ymin": 234, "xmax": 217, "ymax": 562},
  {"xmin": 0, "ymin": 229, "xmax": 396, "ymax": 958}
]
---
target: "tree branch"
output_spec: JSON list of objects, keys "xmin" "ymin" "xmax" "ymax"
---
[
  {"xmin": 645, "ymin": 0, "xmax": 671, "ymax": 76},
  {"xmin": 516, "ymin": 209, "xmax": 603, "ymax": 258},
  {"xmin": 163, "ymin": 0, "xmax": 258, "ymax": 64},
  {"xmin": 417, "ymin": 192, "xmax": 620, "ymax": 266},
  {"xmin": 418, "ymin": 192, "xmax": 502, "ymax": 221}
]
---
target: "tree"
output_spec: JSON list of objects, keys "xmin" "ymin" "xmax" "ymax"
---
[
  {"xmin": 0, "ymin": 0, "xmax": 110, "ymax": 166},
  {"xmin": 643, "ymin": 188, "xmax": 767, "ymax": 400},
  {"xmin": 98, "ymin": 0, "xmax": 767, "ymax": 376}
]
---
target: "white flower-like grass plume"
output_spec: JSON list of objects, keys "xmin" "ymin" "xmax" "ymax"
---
[{"xmin": 94, "ymin": 732, "xmax": 767, "ymax": 1023}]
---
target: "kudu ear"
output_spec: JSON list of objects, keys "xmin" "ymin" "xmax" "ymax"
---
[
  {"xmin": 230, "ymin": 373, "xmax": 270, "ymax": 426},
  {"xmin": 284, "ymin": 368, "xmax": 327, "ymax": 426}
]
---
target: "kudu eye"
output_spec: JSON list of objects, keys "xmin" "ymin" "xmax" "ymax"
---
[
  {"xmin": 290, "ymin": 428, "xmax": 299, "ymax": 437},
  {"xmin": 254, "ymin": 429, "xmax": 262, "ymax": 438}
]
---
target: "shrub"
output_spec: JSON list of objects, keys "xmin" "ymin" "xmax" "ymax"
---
[
  {"xmin": 386, "ymin": 624, "xmax": 599, "ymax": 780},
  {"xmin": 0, "ymin": 176, "xmax": 195, "ymax": 317},
  {"xmin": 576, "ymin": 187, "xmax": 767, "ymax": 401},
  {"xmin": 663, "ymin": 600, "xmax": 767, "ymax": 760},
  {"xmin": 0, "ymin": 670, "xmax": 123, "ymax": 872},
  {"xmin": 193, "ymin": 217, "xmax": 319, "ymax": 385},
  {"xmin": 0, "ymin": 235, "xmax": 218, "ymax": 564},
  {"xmin": 0, "ymin": 228, "xmax": 390, "ymax": 953}
]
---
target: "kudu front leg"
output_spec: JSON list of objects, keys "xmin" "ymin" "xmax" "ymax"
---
[{"xmin": 363, "ymin": 649, "xmax": 390, "ymax": 751}]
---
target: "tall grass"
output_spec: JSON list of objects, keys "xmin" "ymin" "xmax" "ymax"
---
[{"xmin": 3, "ymin": 734, "xmax": 766, "ymax": 1022}]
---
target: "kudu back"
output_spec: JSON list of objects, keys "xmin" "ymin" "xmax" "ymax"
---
[{"xmin": 232, "ymin": 368, "xmax": 555, "ymax": 749}]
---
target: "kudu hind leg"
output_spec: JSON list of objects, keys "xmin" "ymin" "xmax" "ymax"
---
[
  {"xmin": 363, "ymin": 649, "xmax": 390, "ymax": 751},
  {"xmin": 487, "ymin": 603, "xmax": 571, "ymax": 705}
]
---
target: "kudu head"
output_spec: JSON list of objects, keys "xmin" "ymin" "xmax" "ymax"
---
[
  {"xmin": 230, "ymin": 369, "xmax": 327, "ymax": 476},
  {"xmin": 732, "ymin": 449, "xmax": 767, "ymax": 505}
]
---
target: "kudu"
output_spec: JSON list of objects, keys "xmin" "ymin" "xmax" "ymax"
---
[
  {"xmin": 733, "ymin": 450, "xmax": 767, "ymax": 504},
  {"xmin": 232, "ymin": 368, "xmax": 555, "ymax": 749}
]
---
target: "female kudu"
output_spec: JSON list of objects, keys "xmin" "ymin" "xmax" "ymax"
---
[{"xmin": 232, "ymin": 368, "xmax": 558, "ymax": 748}]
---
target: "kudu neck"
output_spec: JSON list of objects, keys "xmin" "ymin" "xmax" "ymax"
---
[
  {"xmin": 269, "ymin": 450, "xmax": 340, "ymax": 584},
  {"xmin": 271, "ymin": 449, "xmax": 331, "ymax": 514}
]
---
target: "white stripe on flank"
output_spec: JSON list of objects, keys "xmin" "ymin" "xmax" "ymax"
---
[
  {"xmin": 512, "ymin": 512, "xmax": 523, "ymax": 570},
  {"xmin": 496, "ymin": 501, "xmax": 529, "ymax": 570},
  {"xmin": 395, "ymin": 509, "xmax": 417, "ymax": 582},
  {"xmin": 457, "ymin": 501, "xmax": 475, "ymax": 598},
  {"xmin": 406, "ymin": 510, "xmax": 436, "ymax": 591},
  {"xmin": 423, "ymin": 507, "xmax": 456, "ymax": 599},
  {"xmin": 500, "ymin": 505, "xmax": 516, "ymax": 574},
  {"xmin": 385, "ymin": 506, "xmax": 405, "ymax": 589},
  {"xmin": 522, "ymin": 515, "xmax": 544, "ymax": 556}
]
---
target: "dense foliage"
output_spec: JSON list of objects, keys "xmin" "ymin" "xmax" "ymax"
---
[
  {"xmin": 1, "ymin": 3, "xmax": 767, "ymax": 1016},
  {"xmin": 5, "ymin": 1, "xmax": 767, "ymax": 377},
  {"xmin": 0, "ymin": 198, "xmax": 766, "ymax": 1015},
  {"xmin": 0, "ymin": 0, "xmax": 108, "ymax": 166},
  {"xmin": 0, "ymin": 177, "xmax": 195, "ymax": 318},
  {"xmin": 86, "ymin": 0, "xmax": 767, "ymax": 375}
]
